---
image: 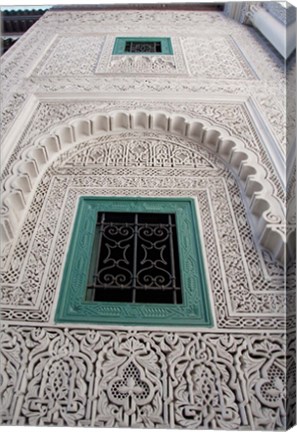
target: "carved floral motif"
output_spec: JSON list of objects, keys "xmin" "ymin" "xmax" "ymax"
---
[
  {"xmin": 107, "ymin": 55, "xmax": 177, "ymax": 74},
  {"xmin": 0, "ymin": 133, "xmax": 287, "ymax": 330},
  {"xmin": 0, "ymin": 8, "xmax": 292, "ymax": 430},
  {"xmin": 1, "ymin": 101, "xmax": 285, "ymax": 206},
  {"xmin": 1, "ymin": 9, "xmax": 289, "ymax": 158},
  {"xmin": 181, "ymin": 36, "xmax": 256, "ymax": 80},
  {"xmin": 0, "ymin": 325, "xmax": 288, "ymax": 429},
  {"xmin": 32, "ymin": 35, "xmax": 105, "ymax": 76}
]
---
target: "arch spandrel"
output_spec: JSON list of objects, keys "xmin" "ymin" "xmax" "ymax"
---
[{"xmin": 1, "ymin": 110, "xmax": 286, "ymax": 264}]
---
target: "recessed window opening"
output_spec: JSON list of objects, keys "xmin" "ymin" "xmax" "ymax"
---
[
  {"xmin": 86, "ymin": 212, "xmax": 182, "ymax": 304},
  {"xmin": 55, "ymin": 196, "xmax": 212, "ymax": 327},
  {"xmin": 112, "ymin": 37, "xmax": 173, "ymax": 55}
]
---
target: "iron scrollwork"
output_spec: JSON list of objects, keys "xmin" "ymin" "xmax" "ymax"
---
[{"xmin": 86, "ymin": 212, "xmax": 182, "ymax": 304}]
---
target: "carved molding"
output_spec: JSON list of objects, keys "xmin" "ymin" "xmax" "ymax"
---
[
  {"xmin": 1, "ymin": 132, "xmax": 287, "ymax": 330},
  {"xmin": 181, "ymin": 35, "xmax": 257, "ymax": 79},
  {"xmin": 1, "ymin": 9, "xmax": 290, "ymax": 159},
  {"xmin": 1, "ymin": 98, "xmax": 286, "ymax": 218},
  {"xmin": 96, "ymin": 35, "xmax": 188, "ymax": 75},
  {"xmin": 1, "ymin": 110, "xmax": 285, "ymax": 264},
  {"xmin": 31, "ymin": 34, "xmax": 105, "ymax": 77},
  {"xmin": 0, "ymin": 9, "xmax": 293, "ymax": 430}
]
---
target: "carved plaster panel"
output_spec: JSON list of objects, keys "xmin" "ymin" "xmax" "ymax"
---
[
  {"xmin": 95, "ymin": 35, "xmax": 188, "ymax": 75},
  {"xmin": 31, "ymin": 35, "xmax": 105, "ymax": 76},
  {"xmin": 181, "ymin": 36, "xmax": 257, "ymax": 80},
  {"xmin": 39, "ymin": 10, "xmax": 228, "ymax": 34},
  {"xmin": 0, "ymin": 325, "xmax": 291, "ymax": 429},
  {"xmin": 2, "ymin": 12, "xmax": 285, "ymax": 146},
  {"xmin": 1, "ymin": 10, "xmax": 288, "ymax": 162},
  {"xmin": 1, "ymin": 101, "xmax": 285, "ymax": 205},
  {"xmin": 0, "ymin": 132, "xmax": 288, "ymax": 330},
  {"xmin": 1, "ymin": 111, "xmax": 285, "ymax": 262},
  {"xmin": 105, "ymin": 55, "xmax": 177, "ymax": 74},
  {"xmin": 0, "ymin": 10, "xmax": 292, "ymax": 429},
  {"xmin": 16, "ymin": 77, "xmax": 287, "ymax": 158}
]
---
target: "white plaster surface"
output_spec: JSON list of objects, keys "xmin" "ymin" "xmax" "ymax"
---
[{"xmin": 0, "ymin": 9, "xmax": 295, "ymax": 429}]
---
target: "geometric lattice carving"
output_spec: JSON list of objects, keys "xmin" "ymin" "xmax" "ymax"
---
[
  {"xmin": 32, "ymin": 35, "xmax": 105, "ymax": 76},
  {"xmin": 181, "ymin": 35, "xmax": 257, "ymax": 80},
  {"xmin": 0, "ymin": 8, "xmax": 291, "ymax": 430},
  {"xmin": 1, "ymin": 111, "xmax": 285, "ymax": 265},
  {"xmin": 0, "ymin": 7, "xmax": 292, "ymax": 432},
  {"xmin": 1, "ymin": 9, "xmax": 289, "ymax": 157},
  {"xmin": 96, "ymin": 35, "xmax": 187, "ymax": 75},
  {"xmin": 1, "ymin": 132, "xmax": 286, "ymax": 331}
]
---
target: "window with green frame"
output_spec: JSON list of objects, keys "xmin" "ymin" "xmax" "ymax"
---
[
  {"xmin": 112, "ymin": 37, "xmax": 173, "ymax": 55},
  {"xmin": 55, "ymin": 197, "xmax": 213, "ymax": 327}
]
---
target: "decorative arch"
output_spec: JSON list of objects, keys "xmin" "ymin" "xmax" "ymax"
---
[{"xmin": 1, "ymin": 110, "xmax": 285, "ymax": 262}]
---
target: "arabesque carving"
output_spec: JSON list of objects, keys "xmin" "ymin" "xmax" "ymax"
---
[
  {"xmin": 0, "ymin": 8, "xmax": 292, "ymax": 430},
  {"xmin": 181, "ymin": 35, "xmax": 256, "ymax": 79},
  {"xmin": 107, "ymin": 55, "xmax": 177, "ymax": 74},
  {"xmin": 95, "ymin": 35, "xmax": 188, "ymax": 75},
  {"xmin": 0, "ymin": 325, "xmax": 288, "ymax": 429},
  {"xmin": 32, "ymin": 35, "xmax": 105, "ymax": 76},
  {"xmin": 1, "ymin": 110, "xmax": 285, "ymax": 263},
  {"xmin": 1, "ymin": 132, "xmax": 287, "ymax": 330}
]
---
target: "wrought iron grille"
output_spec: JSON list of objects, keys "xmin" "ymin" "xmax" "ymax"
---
[
  {"xmin": 124, "ymin": 41, "xmax": 162, "ymax": 53},
  {"xmin": 86, "ymin": 212, "xmax": 182, "ymax": 304}
]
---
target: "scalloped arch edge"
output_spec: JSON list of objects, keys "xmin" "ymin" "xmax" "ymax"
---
[{"xmin": 1, "ymin": 110, "xmax": 286, "ymax": 264}]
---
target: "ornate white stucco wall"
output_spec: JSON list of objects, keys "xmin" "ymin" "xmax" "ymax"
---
[{"xmin": 0, "ymin": 8, "xmax": 295, "ymax": 429}]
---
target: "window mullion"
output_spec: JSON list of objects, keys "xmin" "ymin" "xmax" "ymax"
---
[
  {"xmin": 168, "ymin": 214, "xmax": 177, "ymax": 304},
  {"xmin": 132, "ymin": 213, "xmax": 138, "ymax": 303},
  {"xmin": 92, "ymin": 212, "xmax": 105, "ymax": 300}
]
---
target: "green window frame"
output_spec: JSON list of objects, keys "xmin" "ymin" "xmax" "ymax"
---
[
  {"xmin": 55, "ymin": 197, "xmax": 213, "ymax": 327},
  {"xmin": 112, "ymin": 37, "xmax": 173, "ymax": 55}
]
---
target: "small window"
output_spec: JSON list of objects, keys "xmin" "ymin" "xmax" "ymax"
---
[
  {"xmin": 112, "ymin": 37, "xmax": 173, "ymax": 55},
  {"xmin": 124, "ymin": 41, "xmax": 162, "ymax": 53},
  {"xmin": 55, "ymin": 197, "xmax": 212, "ymax": 327}
]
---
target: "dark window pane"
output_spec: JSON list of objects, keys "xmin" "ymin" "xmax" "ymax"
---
[
  {"xmin": 124, "ymin": 41, "xmax": 162, "ymax": 53},
  {"xmin": 86, "ymin": 212, "xmax": 182, "ymax": 304}
]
